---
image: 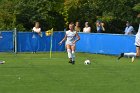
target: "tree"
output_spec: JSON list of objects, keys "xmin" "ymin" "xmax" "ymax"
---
[
  {"xmin": 133, "ymin": 3, "xmax": 140, "ymax": 22},
  {"xmin": 0, "ymin": 0, "xmax": 64, "ymax": 31},
  {"xmin": 0, "ymin": 0, "xmax": 24, "ymax": 30},
  {"xmin": 0, "ymin": 0, "xmax": 139, "ymax": 33},
  {"xmin": 16, "ymin": 0, "xmax": 65, "ymax": 31}
]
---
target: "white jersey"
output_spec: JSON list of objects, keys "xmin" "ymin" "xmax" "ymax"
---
[
  {"xmin": 124, "ymin": 26, "xmax": 134, "ymax": 35},
  {"xmin": 33, "ymin": 27, "xmax": 41, "ymax": 33},
  {"xmin": 135, "ymin": 24, "xmax": 140, "ymax": 46},
  {"xmin": 66, "ymin": 30, "xmax": 77, "ymax": 45},
  {"xmin": 83, "ymin": 27, "xmax": 91, "ymax": 33}
]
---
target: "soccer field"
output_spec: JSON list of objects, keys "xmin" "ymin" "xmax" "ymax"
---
[{"xmin": 0, "ymin": 52, "xmax": 140, "ymax": 93}]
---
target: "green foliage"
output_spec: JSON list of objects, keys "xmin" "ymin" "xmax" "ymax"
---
[
  {"xmin": 64, "ymin": 0, "xmax": 139, "ymax": 33},
  {"xmin": 0, "ymin": 0, "xmax": 64, "ymax": 31},
  {"xmin": 0, "ymin": 0, "xmax": 139, "ymax": 33},
  {"xmin": 133, "ymin": 3, "xmax": 140, "ymax": 12},
  {"xmin": 16, "ymin": 0, "xmax": 64, "ymax": 31},
  {"xmin": 0, "ymin": 0, "xmax": 17, "ymax": 30}
]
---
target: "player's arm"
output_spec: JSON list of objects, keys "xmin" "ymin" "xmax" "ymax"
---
[
  {"xmin": 73, "ymin": 32, "xmax": 80, "ymax": 44},
  {"xmin": 32, "ymin": 27, "xmax": 35, "ymax": 32},
  {"xmin": 88, "ymin": 27, "xmax": 91, "ymax": 33},
  {"xmin": 59, "ymin": 34, "xmax": 67, "ymax": 45}
]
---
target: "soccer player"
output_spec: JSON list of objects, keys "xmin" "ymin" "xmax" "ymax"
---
[
  {"xmin": 135, "ymin": 24, "xmax": 140, "ymax": 57},
  {"xmin": 59, "ymin": 23, "xmax": 80, "ymax": 64},
  {"xmin": 118, "ymin": 24, "xmax": 140, "ymax": 62}
]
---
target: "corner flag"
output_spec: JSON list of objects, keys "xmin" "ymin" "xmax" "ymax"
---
[{"xmin": 45, "ymin": 28, "xmax": 53, "ymax": 58}]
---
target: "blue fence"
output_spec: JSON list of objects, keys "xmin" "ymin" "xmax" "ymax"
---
[
  {"xmin": 0, "ymin": 31, "xmax": 65, "ymax": 52},
  {"xmin": 0, "ymin": 31, "xmax": 136, "ymax": 55},
  {"xmin": 17, "ymin": 32, "xmax": 65, "ymax": 52},
  {"xmin": 76, "ymin": 33, "xmax": 136, "ymax": 55},
  {"xmin": 0, "ymin": 31, "xmax": 13, "ymax": 52}
]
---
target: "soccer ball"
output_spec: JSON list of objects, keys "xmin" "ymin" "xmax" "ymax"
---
[{"xmin": 84, "ymin": 60, "xmax": 91, "ymax": 65}]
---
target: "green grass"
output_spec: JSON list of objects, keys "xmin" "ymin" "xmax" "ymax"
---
[{"xmin": 0, "ymin": 52, "xmax": 140, "ymax": 93}]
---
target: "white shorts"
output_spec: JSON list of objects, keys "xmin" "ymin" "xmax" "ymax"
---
[
  {"xmin": 135, "ymin": 35, "xmax": 140, "ymax": 46},
  {"xmin": 65, "ymin": 41, "xmax": 75, "ymax": 46}
]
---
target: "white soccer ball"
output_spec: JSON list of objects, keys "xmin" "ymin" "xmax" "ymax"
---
[{"xmin": 84, "ymin": 60, "xmax": 91, "ymax": 65}]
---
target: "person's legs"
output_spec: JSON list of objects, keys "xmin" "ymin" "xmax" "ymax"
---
[
  {"xmin": 124, "ymin": 52, "xmax": 136, "ymax": 62},
  {"xmin": 139, "ymin": 47, "xmax": 140, "ymax": 56},
  {"xmin": 124, "ymin": 52, "xmax": 136, "ymax": 57},
  {"xmin": 118, "ymin": 46, "xmax": 140, "ymax": 62},
  {"xmin": 118, "ymin": 53, "xmax": 124, "ymax": 60},
  {"xmin": 71, "ymin": 45, "xmax": 75, "ymax": 64},
  {"xmin": 118, "ymin": 52, "xmax": 136, "ymax": 60},
  {"xmin": 66, "ymin": 45, "xmax": 72, "ymax": 63},
  {"xmin": 136, "ymin": 47, "xmax": 140, "ymax": 57}
]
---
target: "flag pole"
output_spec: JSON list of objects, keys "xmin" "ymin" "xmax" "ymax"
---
[
  {"xmin": 14, "ymin": 28, "xmax": 17, "ymax": 54},
  {"xmin": 50, "ymin": 28, "xmax": 53, "ymax": 59}
]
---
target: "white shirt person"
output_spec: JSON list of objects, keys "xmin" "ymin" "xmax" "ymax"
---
[
  {"xmin": 124, "ymin": 21, "xmax": 134, "ymax": 35},
  {"xmin": 33, "ymin": 27, "xmax": 41, "ymax": 33},
  {"xmin": 83, "ymin": 22, "xmax": 91, "ymax": 33},
  {"xmin": 32, "ymin": 22, "xmax": 42, "ymax": 37},
  {"xmin": 65, "ymin": 30, "xmax": 77, "ymax": 46},
  {"xmin": 59, "ymin": 23, "xmax": 80, "ymax": 64}
]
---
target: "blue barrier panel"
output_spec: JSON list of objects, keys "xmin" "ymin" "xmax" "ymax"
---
[
  {"xmin": 17, "ymin": 32, "xmax": 65, "ymax": 52},
  {"xmin": 0, "ymin": 31, "xmax": 136, "ymax": 55},
  {"xmin": 76, "ymin": 33, "xmax": 136, "ymax": 55},
  {"xmin": 0, "ymin": 31, "xmax": 13, "ymax": 52}
]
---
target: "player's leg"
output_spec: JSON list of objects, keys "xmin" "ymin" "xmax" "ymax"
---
[
  {"xmin": 139, "ymin": 47, "xmax": 140, "ymax": 57},
  {"xmin": 118, "ymin": 53, "xmax": 124, "ymax": 60},
  {"xmin": 136, "ymin": 46, "xmax": 140, "ymax": 57},
  {"xmin": 71, "ymin": 44, "xmax": 75, "ymax": 64},
  {"xmin": 124, "ymin": 52, "xmax": 136, "ymax": 62},
  {"xmin": 124, "ymin": 52, "xmax": 136, "ymax": 57},
  {"xmin": 66, "ymin": 44, "xmax": 72, "ymax": 63},
  {"xmin": 118, "ymin": 52, "xmax": 136, "ymax": 60}
]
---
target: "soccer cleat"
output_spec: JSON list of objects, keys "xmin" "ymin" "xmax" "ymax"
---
[
  {"xmin": 118, "ymin": 53, "xmax": 124, "ymax": 60},
  {"xmin": 69, "ymin": 60, "xmax": 72, "ymax": 63},
  {"xmin": 131, "ymin": 57, "xmax": 135, "ymax": 62},
  {"xmin": 72, "ymin": 61, "xmax": 75, "ymax": 65}
]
